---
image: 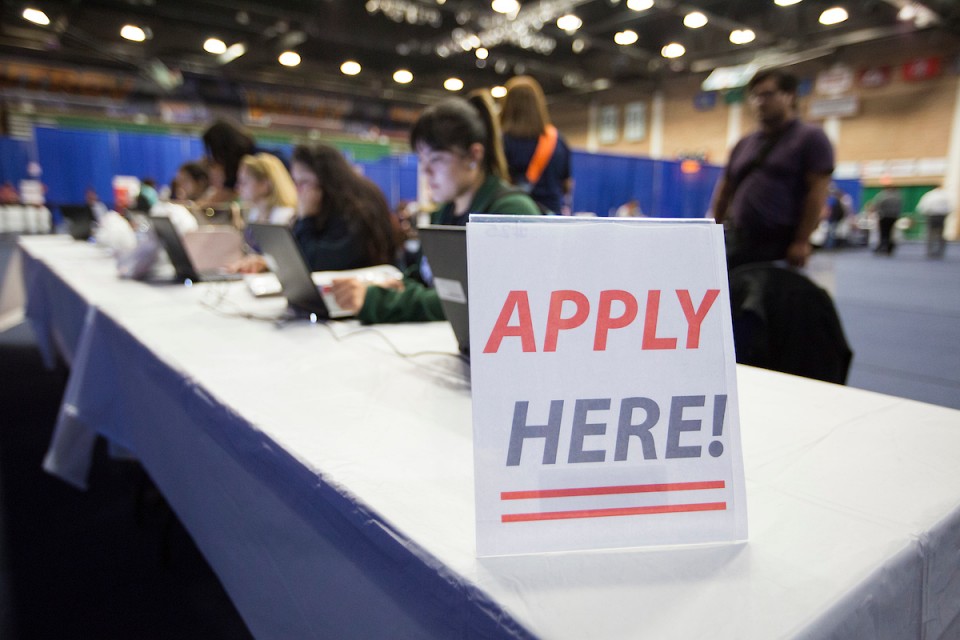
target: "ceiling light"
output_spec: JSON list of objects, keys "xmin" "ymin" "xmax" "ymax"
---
[
  {"xmin": 614, "ymin": 30, "xmax": 638, "ymax": 45},
  {"xmin": 774, "ymin": 0, "xmax": 802, "ymax": 5},
  {"xmin": 627, "ymin": 0, "xmax": 654, "ymax": 11},
  {"xmin": 491, "ymin": 0, "xmax": 520, "ymax": 14},
  {"xmin": 220, "ymin": 42, "xmax": 246, "ymax": 63},
  {"xmin": 914, "ymin": 7, "xmax": 937, "ymax": 27},
  {"xmin": 476, "ymin": 47, "xmax": 489, "ymax": 60},
  {"xmin": 572, "ymin": 38, "xmax": 586, "ymax": 53},
  {"xmin": 22, "ymin": 8, "xmax": 50, "ymax": 26},
  {"xmin": 491, "ymin": 85, "xmax": 507, "ymax": 98},
  {"xmin": 444, "ymin": 77, "xmax": 464, "ymax": 91},
  {"xmin": 684, "ymin": 12, "xmax": 708, "ymax": 28},
  {"xmin": 557, "ymin": 14, "xmax": 582, "ymax": 32},
  {"xmin": 661, "ymin": 42, "xmax": 685, "ymax": 58},
  {"xmin": 729, "ymin": 29, "xmax": 756, "ymax": 44},
  {"xmin": 819, "ymin": 6, "xmax": 848, "ymax": 24},
  {"xmin": 278, "ymin": 51, "xmax": 301, "ymax": 66},
  {"xmin": 341, "ymin": 60, "xmax": 362, "ymax": 75},
  {"xmin": 393, "ymin": 69, "xmax": 413, "ymax": 84},
  {"xmin": 120, "ymin": 25, "xmax": 147, "ymax": 42},
  {"xmin": 203, "ymin": 38, "xmax": 227, "ymax": 54}
]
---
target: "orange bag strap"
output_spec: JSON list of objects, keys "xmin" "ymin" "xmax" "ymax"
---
[{"xmin": 524, "ymin": 125, "xmax": 558, "ymax": 186}]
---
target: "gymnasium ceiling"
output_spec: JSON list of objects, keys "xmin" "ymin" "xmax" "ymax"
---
[{"xmin": 1, "ymin": 0, "xmax": 959, "ymax": 105}]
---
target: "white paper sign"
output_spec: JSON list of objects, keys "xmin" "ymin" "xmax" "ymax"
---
[{"xmin": 468, "ymin": 216, "xmax": 747, "ymax": 556}]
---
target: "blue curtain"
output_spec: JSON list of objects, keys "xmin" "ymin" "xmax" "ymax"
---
[
  {"xmin": 35, "ymin": 128, "xmax": 114, "ymax": 206},
  {"xmin": 570, "ymin": 151, "xmax": 724, "ymax": 219},
  {"xmin": 20, "ymin": 127, "xmax": 858, "ymax": 221},
  {"xmin": 0, "ymin": 138, "xmax": 32, "ymax": 188}
]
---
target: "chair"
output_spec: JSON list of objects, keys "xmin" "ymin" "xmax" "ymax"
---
[{"xmin": 729, "ymin": 262, "xmax": 853, "ymax": 384}]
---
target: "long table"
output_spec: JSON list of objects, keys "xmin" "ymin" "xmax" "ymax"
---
[{"xmin": 18, "ymin": 235, "xmax": 960, "ymax": 639}]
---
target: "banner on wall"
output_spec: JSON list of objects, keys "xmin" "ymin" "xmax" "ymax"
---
[
  {"xmin": 598, "ymin": 105, "xmax": 620, "ymax": 144},
  {"xmin": 809, "ymin": 95, "xmax": 859, "ymax": 119},
  {"xmin": 815, "ymin": 65, "xmax": 854, "ymax": 96},
  {"xmin": 468, "ymin": 216, "xmax": 747, "ymax": 556},
  {"xmin": 624, "ymin": 102, "xmax": 646, "ymax": 141},
  {"xmin": 693, "ymin": 92, "xmax": 718, "ymax": 111},
  {"xmin": 903, "ymin": 56, "xmax": 942, "ymax": 81},
  {"xmin": 859, "ymin": 66, "xmax": 892, "ymax": 89}
]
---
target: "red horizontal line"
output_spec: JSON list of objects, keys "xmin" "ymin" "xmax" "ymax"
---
[
  {"xmin": 502, "ymin": 501, "xmax": 727, "ymax": 523},
  {"xmin": 501, "ymin": 480, "xmax": 725, "ymax": 501}
]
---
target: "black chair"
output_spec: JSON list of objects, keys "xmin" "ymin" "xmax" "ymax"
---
[{"xmin": 729, "ymin": 262, "xmax": 853, "ymax": 384}]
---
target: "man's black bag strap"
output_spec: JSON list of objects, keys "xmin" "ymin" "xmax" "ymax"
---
[{"xmin": 726, "ymin": 125, "xmax": 789, "ymax": 203}]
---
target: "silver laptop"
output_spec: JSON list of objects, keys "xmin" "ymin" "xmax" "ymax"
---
[
  {"xmin": 149, "ymin": 215, "xmax": 242, "ymax": 283},
  {"xmin": 248, "ymin": 223, "xmax": 331, "ymax": 319}
]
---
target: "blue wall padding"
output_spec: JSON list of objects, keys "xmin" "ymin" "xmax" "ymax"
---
[{"xmin": 6, "ymin": 129, "xmax": 857, "ymax": 221}]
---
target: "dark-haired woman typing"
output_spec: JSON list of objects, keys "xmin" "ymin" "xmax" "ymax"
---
[{"xmin": 331, "ymin": 92, "xmax": 541, "ymax": 324}]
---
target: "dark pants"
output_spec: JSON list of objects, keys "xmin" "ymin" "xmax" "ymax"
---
[
  {"xmin": 876, "ymin": 217, "xmax": 898, "ymax": 255},
  {"xmin": 926, "ymin": 215, "xmax": 947, "ymax": 258}
]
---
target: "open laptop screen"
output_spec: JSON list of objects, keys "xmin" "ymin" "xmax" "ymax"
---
[
  {"xmin": 419, "ymin": 225, "xmax": 469, "ymax": 355},
  {"xmin": 248, "ymin": 223, "xmax": 330, "ymax": 319}
]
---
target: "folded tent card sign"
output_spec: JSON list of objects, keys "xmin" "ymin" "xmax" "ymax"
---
[{"xmin": 468, "ymin": 215, "xmax": 747, "ymax": 556}]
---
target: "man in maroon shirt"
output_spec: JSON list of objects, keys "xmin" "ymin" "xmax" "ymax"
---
[{"xmin": 711, "ymin": 69, "xmax": 835, "ymax": 269}]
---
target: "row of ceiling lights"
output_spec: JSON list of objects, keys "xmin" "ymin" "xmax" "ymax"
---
[
  {"xmin": 21, "ymin": 0, "xmax": 933, "ymax": 88},
  {"xmin": 558, "ymin": 0, "xmax": 852, "ymax": 60},
  {"xmin": 19, "ymin": 6, "xmax": 482, "ymax": 93}
]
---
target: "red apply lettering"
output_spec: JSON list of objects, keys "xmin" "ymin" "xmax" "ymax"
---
[{"xmin": 483, "ymin": 289, "xmax": 720, "ymax": 354}]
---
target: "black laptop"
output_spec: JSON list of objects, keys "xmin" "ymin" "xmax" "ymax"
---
[
  {"xmin": 59, "ymin": 204, "xmax": 96, "ymax": 240},
  {"xmin": 248, "ymin": 223, "xmax": 331, "ymax": 319},
  {"xmin": 149, "ymin": 215, "xmax": 242, "ymax": 283},
  {"xmin": 419, "ymin": 225, "xmax": 470, "ymax": 355}
]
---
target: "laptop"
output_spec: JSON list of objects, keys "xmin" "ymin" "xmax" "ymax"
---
[
  {"xmin": 149, "ymin": 215, "xmax": 242, "ymax": 283},
  {"xmin": 418, "ymin": 225, "xmax": 470, "ymax": 355},
  {"xmin": 59, "ymin": 204, "xmax": 96, "ymax": 240},
  {"xmin": 247, "ymin": 223, "xmax": 332, "ymax": 319}
]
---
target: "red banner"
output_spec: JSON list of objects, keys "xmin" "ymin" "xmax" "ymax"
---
[{"xmin": 903, "ymin": 57, "xmax": 942, "ymax": 82}]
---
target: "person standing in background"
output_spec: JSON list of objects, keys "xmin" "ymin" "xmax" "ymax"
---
[
  {"xmin": 200, "ymin": 118, "xmax": 256, "ymax": 206},
  {"xmin": 173, "ymin": 162, "xmax": 209, "ymax": 202},
  {"xmin": 500, "ymin": 75, "xmax": 572, "ymax": 215},
  {"xmin": 615, "ymin": 199, "xmax": 644, "ymax": 218},
  {"xmin": 871, "ymin": 185, "xmax": 903, "ymax": 256},
  {"xmin": 916, "ymin": 183, "xmax": 952, "ymax": 258},
  {"xmin": 710, "ymin": 69, "xmax": 835, "ymax": 269}
]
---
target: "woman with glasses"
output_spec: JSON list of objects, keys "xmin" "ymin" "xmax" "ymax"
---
[{"xmin": 331, "ymin": 92, "xmax": 541, "ymax": 324}]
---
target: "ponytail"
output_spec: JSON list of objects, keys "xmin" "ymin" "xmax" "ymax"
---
[{"xmin": 410, "ymin": 93, "xmax": 507, "ymax": 181}]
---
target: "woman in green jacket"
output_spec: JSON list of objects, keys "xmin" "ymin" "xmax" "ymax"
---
[{"xmin": 331, "ymin": 92, "xmax": 541, "ymax": 324}]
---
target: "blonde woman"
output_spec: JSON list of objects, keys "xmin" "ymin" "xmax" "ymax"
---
[
  {"xmin": 236, "ymin": 153, "xmax": 297, "ymax": 226},
  {"xmin": 500, "ymin": 75, "xmax": 572, "ymax": 214},
  {"xmin": 229, "ymin": 152, "xmax": 297, "ymax": 273}
]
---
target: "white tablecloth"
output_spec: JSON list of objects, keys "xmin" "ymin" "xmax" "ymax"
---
[{"xmin": 19, "ymin": 235, "xmax": 960, "ymax": 639}]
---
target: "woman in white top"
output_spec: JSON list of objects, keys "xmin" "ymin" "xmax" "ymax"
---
[
  {"xmin": 237, "ymin": 153, "xmax": 297, "ymax": 226},
  {"xmin": 230, "ymin": 153, "xmax": 298, "ymax": 273}
]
